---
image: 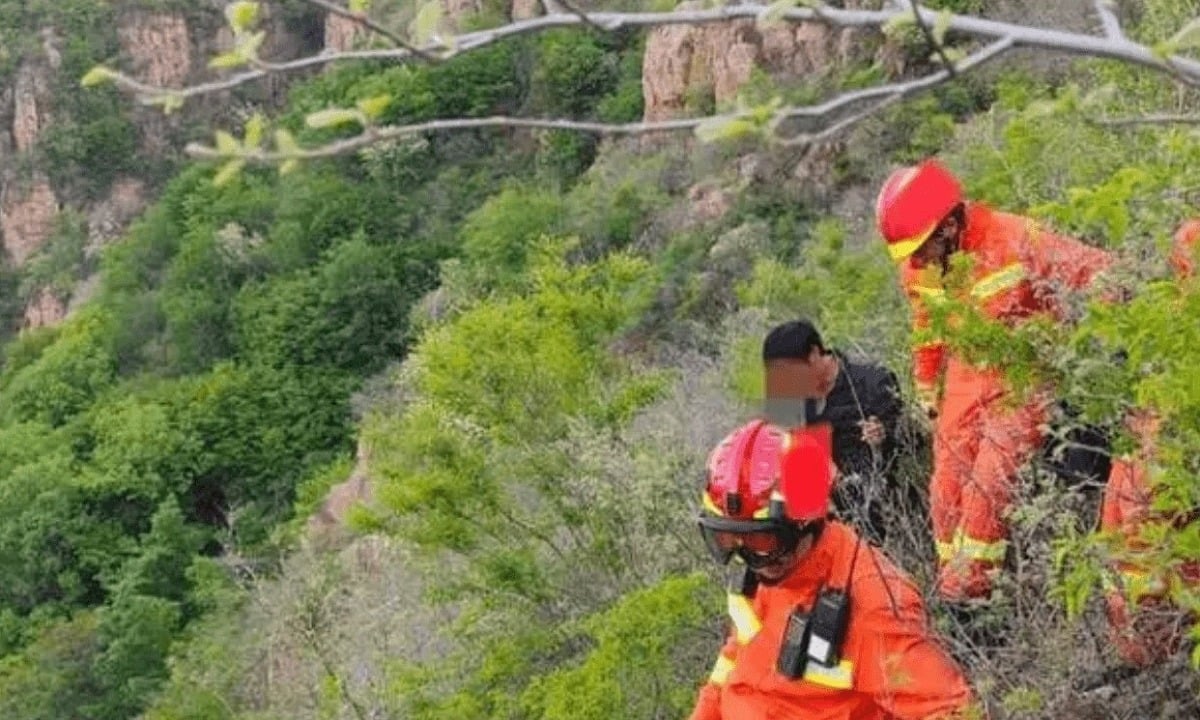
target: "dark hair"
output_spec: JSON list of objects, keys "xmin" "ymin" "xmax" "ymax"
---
[{"xmin": 762, "ymin": 320, "xmax": 826, "ymax": 363}]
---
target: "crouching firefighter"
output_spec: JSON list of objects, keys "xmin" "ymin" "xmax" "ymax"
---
[{"xmin": 689, "ymin": 418, "xmax": 976, "ymax": 720}]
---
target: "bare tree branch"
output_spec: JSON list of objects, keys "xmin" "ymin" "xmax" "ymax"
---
[
  {"xmin": 1091, "ymin": 112, "xmax": 1200, "ymax": 126},
  {"xmin": 777, "ymin": 36, "xmax": 1013, "ymax": 146},
  {"xmin": 302, "ymin": 0, "xmax": 440, "ymax": 62},
  {"xmin": 102, "ymin": 2, "xmax": 1200, "ymax": 109},
  {"xmin": 1094, "ymin": 0, "xmax": 1125, "ymax": 41},
  {"xmin": 185, "ymin": 35, "xmax": 1013, "ymax": 163}
]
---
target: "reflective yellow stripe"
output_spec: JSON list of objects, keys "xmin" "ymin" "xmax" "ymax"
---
[
  {"xmin": 941, "ymin": 530, "xmax": 1007, "ymax": 563},
  {"xmin": 727, "ymin": 592, "xmax": 762, "ymax": 645},
  {"xmin": 709, "ymin": 654, "xmax": 735, "ymax": 685},
  {"xmin": 702, "ymin": 493, "xmax": 724, "ymax": 516},
  {"xmin": 803, "ymin": 658, "xmax": 855, "ymax": 689},
  {"xmin": 1118, "ymin": 568, "xmax": 1167, "ymax": 598},
  {"xmin": 888, "ymin": 222, "xmax": 938, "ymax": 262},
  {"xmin": 970, "ymin": 262, "xmax": 1026, "ymax": 300}
]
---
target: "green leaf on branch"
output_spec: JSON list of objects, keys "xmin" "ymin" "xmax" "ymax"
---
[
  {"xmin": 225, "ymin": 1, "xmax": 261, "ymax": 34},
  {"xmin": 146, "ymin": 93, "xmax": 185, "ymax": 114},
  {"xmin": 209, "ymin": 51, "xmax": 247, "ymax": 70},
  {"xmin": 349, "ymin": 0, "xmax": 371, "ymax": 11},
  {"xmin": 1168, "ymin": 17, "xmax": 1200, "ymax": 52},
  {"xmin": 80, "ymin": 65, "xmax": 116, "ymax": 87},
  {"xmin": 756, "ymin": 0, "xmax": 797, "ymax": 29},
  {"xmin": 693, "ymin": 117, "xmax": 759, "ymax": 144},
  {"xmin": 932, "ymin": 8, "xmax": 952, "ymax": 46},
  {"xmin": 280, "ymin": 159, "xmax": 301, "ymax": 175},
  {"xmin": 356, "ymin": 95, "xmax": 393, "ymax": 121},
  {"xmin": 411, "ymin": 1, "xmax": 445, "ymax": 45},
  {"xmin": 213, "ymin": 158, "xmax": 246, "ymax": 187},
  {"xmin": 274, "ymin": 129, "xmax": 300, "ymax": 154},
  {"xmin": 240, "ymin": 30, "xmax": 266, "ymax": 58},
  {"xmin": 244, "ymin": 115, "xmax": 265, "ymax": 148},
  {"xmin": 215, "ymin": 130, "xmax": 240, "ymax": 155},
  {"xmin": 306, "ymin": 108, "xmax": 364, "ymax": 129},
  {"xmin": 882, "ymin": 12, "xmax": 916, "ymax": 36},
  {"xmin": 930, "ymin": 46, "xmax": 967, "ymax": 64}
]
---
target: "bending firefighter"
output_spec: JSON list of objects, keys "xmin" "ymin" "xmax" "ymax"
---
[
  {"xmin": 875, "ymin": 158, "xmax": 1114, "ymax": 603},
  {"xmin": 688, "ymin": 419, "xmax": 974, "ymax": 720},
  {"xmin": 1099, "ymin": 219, "xmax": 1200, "ymax": 667}
]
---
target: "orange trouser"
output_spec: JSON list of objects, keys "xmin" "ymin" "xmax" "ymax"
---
[
  {"xmin": 1100, "ymin": 457, "xmax": 1200, "ymax": 667},
  {"xmin": 930, "ymin": 360, "xmax": 1047, "ymax": 601}
]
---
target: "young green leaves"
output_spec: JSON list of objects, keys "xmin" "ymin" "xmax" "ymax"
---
[{"xmin": 209, "ymin": 1, "xmax": 266, "ymax": 71}]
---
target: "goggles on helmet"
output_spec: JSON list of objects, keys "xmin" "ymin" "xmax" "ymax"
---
[{"xmin": 697, "ymin": 515, "xmax": 810, "ymax": 569}]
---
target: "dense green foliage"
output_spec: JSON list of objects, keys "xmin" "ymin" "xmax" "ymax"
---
[{"xmin": 3, "ymin": 0, "xmax": 1200, "ymax": 718}]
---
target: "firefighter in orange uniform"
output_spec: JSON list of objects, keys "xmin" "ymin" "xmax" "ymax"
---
[
  {"xmin": 1099, "ymin": 219, "xmax": 1200, "ymax": 667},
  {"xmin": 874, "ymin": 158, "xmax": 1114, "ymax": 603},
  {"xmin": 1098, "ymin": 409, "xmax": 1200, "ymax": 668},
  {"xmin": 689, "ymin": 418, "xmax": 975, "ymax": 720},
  {"xmin": 1170, "ymin": 217, "xmax": 1200, "ymax": 278}
]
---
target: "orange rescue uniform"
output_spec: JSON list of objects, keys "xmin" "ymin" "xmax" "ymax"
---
[
  {"xmin": 1170, "ymin": 218, "xmax": 1200, "ymax": 278},
  {"xmin": 688, "ymin": 522, "xmax": 974, "ymax": 720},
  {"xmin": 900, "ymin": 203, "xmax": 1113, "ymax": 600},
  {"xmin": 1101, "ymin": 216, "xmax": 1200, "ymax": 664},
  {"xmin": 1100, "ymin": 455, "xmax": 1200, "ymax": 667}
]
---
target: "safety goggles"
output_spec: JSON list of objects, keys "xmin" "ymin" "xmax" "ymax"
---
[{"xmin": 697, "ymin": 516, "xmax": 807, "ymax": 569}]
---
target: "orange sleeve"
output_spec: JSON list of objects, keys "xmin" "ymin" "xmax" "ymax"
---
[
  {"xmin": 1099, "ymin": 459, "xmax": 1131, "ymax": 534},
  {"xmin": 687, "ymin": 632, "xmax": 738, "ymax": 720},
  {"xmin": 1026, "ymin": 224, "xmax": 1115, "ymax": 294},
  {"xmin": 854, "ymin": 556, "xmax": 975, "ymax": 720},
  {"xmin": 1170, "ymin": 218, "xmax": 1200, "ymax": 278}
]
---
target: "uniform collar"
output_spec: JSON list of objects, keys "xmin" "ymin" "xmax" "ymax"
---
[{"xmin": 777, "ymin": 521, "xmax": 845, "ymax": 591}]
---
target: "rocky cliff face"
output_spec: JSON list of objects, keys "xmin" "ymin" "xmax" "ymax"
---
[
  {"xmin": 0, "ymin": 2, "xmax": 324, "ymax": 330},
  {"xmin": 640, "ymin": 0, "xmax": 895, "ymax": 123}
]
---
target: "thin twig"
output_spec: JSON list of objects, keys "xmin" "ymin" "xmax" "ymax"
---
[
  {"xmin": 104, "ymin": 2, "xmax": 1200, "ymax": 108},
  {"xmin": 302, "ymin": 0, "xmax": 439, "ymax": 62},
  {"xmin": 553, "ymin": 0, "xmax": 609, "ymax": 32},
  {"xmin": 1094, "ymin": 0, "xmax": 1124, "ymax": 41},
  {"xmin": 908, "ymin": 1, "xmax": 957, "ymax": 79}
]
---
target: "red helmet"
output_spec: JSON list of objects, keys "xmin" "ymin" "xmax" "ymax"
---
[
  {"xmin": 697, "ymin": 419, "xmax": 833, "ymax": 567},
  {"xmin": 876, "ymin": 158, "xmax": 963, "ymax": 263}
]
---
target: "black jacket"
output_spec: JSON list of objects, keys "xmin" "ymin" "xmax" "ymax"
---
[{"xmin": 812, "ymin": 351, "xmax": 916, "ymax": 544}]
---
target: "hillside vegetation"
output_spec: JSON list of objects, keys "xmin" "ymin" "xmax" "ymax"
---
[{"xmin": 1, "ymin": 1, "xmax": 1199, "ymax": 718}]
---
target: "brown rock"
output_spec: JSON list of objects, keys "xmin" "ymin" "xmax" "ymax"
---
[
  {"xmin": 11, "ymin": 63, "xmax": 51, "ymax": 153},
  {"xmin": 511, "ymin": 0, "xmax": 544, "ymax": 20},
  {"xmin": 1, "ymin": 178, "xmax": 59, "ymax": 267},
  {"xmin": 443, "ymin": 0, "xmax": 483, "ymax": 25},
  {"xmin": 117, "ymin": 13, "xmax": 192, "ymax": 88},
  {"xmin": 687, "ymin": 182, "xmax": 733, "ymax": 223},
  {"xmin": 324, "ymin": 12, "xmax": 365, "ymax": 52},
  {"xmin": 641, "ymin": 0, "xmax": 892, "ymax": 123},
  {"xmin": 86, "ymin": 177, "xmax": 146, "ymax": 252},
  {"xmin": 22, "ymin": 287, "xmax": 66, "ymax": 330},
  {"xmin": 642, "ymin": 13, "xmax": 702, "ymax": 123}
]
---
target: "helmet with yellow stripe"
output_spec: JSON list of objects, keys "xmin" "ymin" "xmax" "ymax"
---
[
  {"xmin": 697, "ymin": 419, "xmax": 833, "ymax": 569},
  {"xmin": 876, "ymin": 158, "xmax": 963, "ymax": 263}
]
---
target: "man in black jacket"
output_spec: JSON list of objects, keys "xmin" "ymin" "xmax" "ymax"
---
[{"xmin": 761, "ymin": 319, "xmax": 925, "ymax": 546}]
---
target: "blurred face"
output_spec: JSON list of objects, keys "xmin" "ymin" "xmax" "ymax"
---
[
  {"xmin": 751, "ymin": 532, "xmax": 816, "ymax": 585},
  {"xmin": 765, "ymin": 350, "xmax": 839, "ymax": 402},
  {"xmin": 911, "ymin": 213, "xmax": 962, "ymax": 271}
]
